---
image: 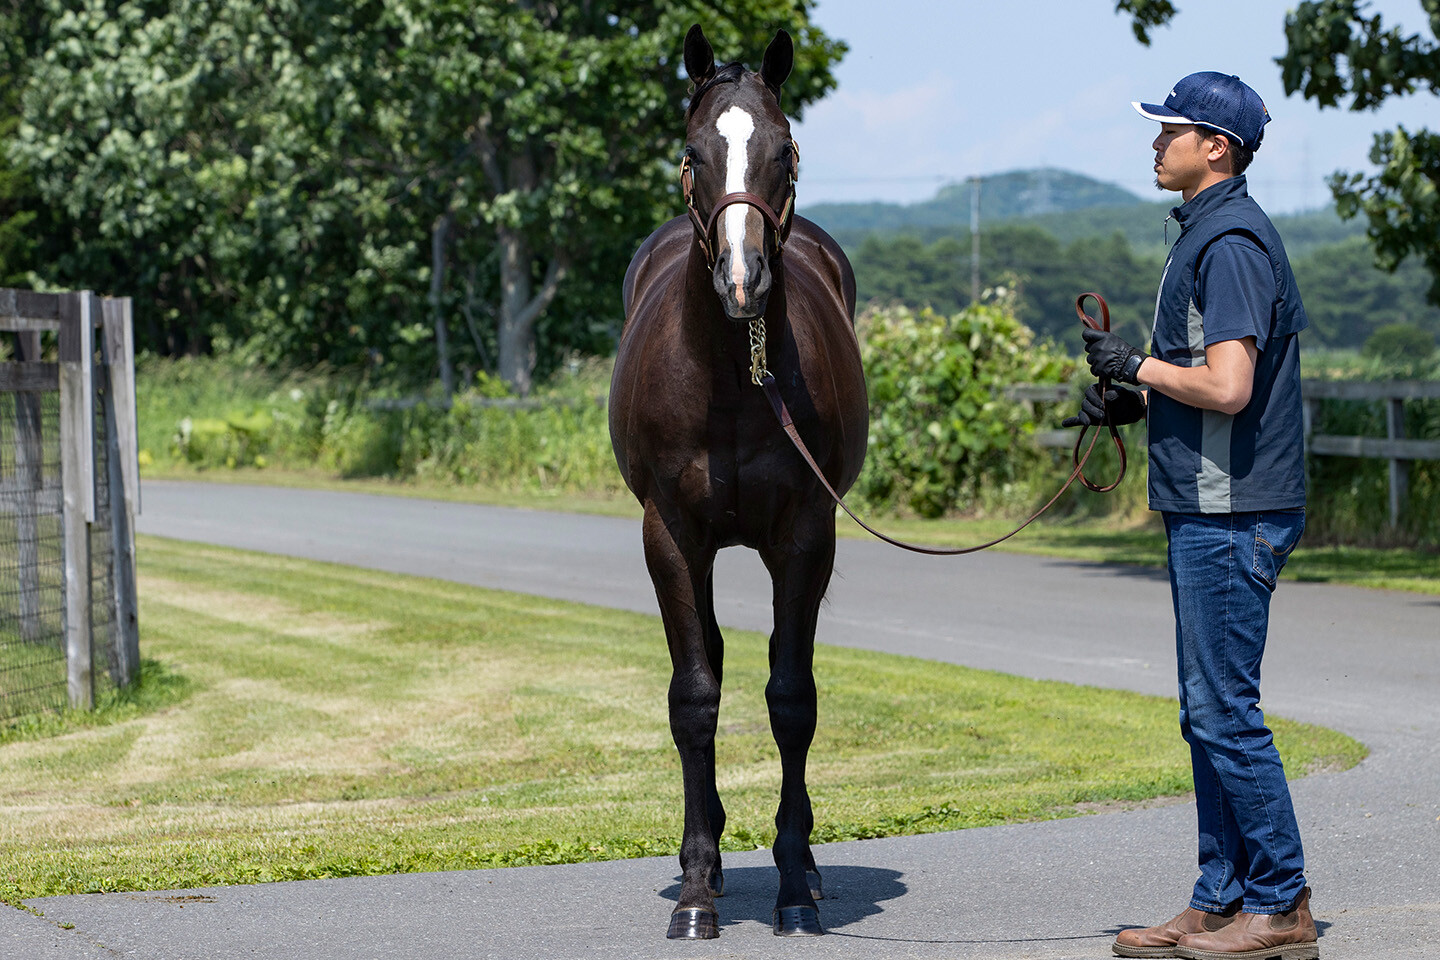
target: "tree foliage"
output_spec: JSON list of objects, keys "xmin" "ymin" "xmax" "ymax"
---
[
  {"xmin": 0, "ymin": 1, "xmax": 47, "ymax": 286},
  {"xmin": 6, "ymin": 1, "xmax": 844, "ymax": 390},
  {"xmin": 851, "ymin": 226, "xmax": 1164, "ymax": 346},
  {"xmin": 1119, "ymin": 0, "xmax": 1440, "ymax": 305},
  {"xmin": 1113, "ymin": 0, "xmax": 1179, "ymax": 44},
  {"xmin": 851, "ymin": 226, "xmax": 1440, "ymax": 352}
]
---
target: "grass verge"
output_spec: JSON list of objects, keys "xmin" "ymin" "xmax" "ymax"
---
[{"xmin": 0, "ymin": 536, "xmax": 1366, "ymax": 904}]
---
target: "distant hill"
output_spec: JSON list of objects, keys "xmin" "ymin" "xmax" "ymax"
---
[
  {"xmin": 801, "ymin": 168, "xmax": 1144, "ymax": 236},
  {"xmin": 802, "ymin": 167, "xmax": 1365, "ymax": 260}
]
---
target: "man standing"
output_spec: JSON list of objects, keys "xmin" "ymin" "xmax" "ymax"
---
[{"xmin": 1065, "ymin": 73, "xmax": 1319, "ymax": 960}]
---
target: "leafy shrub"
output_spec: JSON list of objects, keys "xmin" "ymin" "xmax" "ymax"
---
[
  {"xmin": 1362, "ymin": 323, "xmax": 1436, "ymax": 366},
  {"xmin": 172, "ymin": 410, "xmax": 274, "ymax": 468},
  {"xmin": 856, "ymin": 301, "xmax": 1075, "ymax": 517}
]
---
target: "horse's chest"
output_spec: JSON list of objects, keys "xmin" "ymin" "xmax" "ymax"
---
[{"xmin": 663, "ymin": 412, "xmax": 806, "ymax": 542}]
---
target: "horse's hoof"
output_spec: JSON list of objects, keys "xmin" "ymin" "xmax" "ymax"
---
[
  {"xmin": 806, "ymin": 869, "xmax": 823, "ymax": 900},
  {"xmin": 668, "ymin": 907, "xmax": 719, "ymax": 940},
  {"xmin": 709, "ymin": 867, "xmax": 724, "ymax": 898},
  {"xmin": 772, "ymin": 905, "xmax": 823, "ymax": 936}
]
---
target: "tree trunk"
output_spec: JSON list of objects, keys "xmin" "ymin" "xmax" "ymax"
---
[
  {"xmin": 475, "ymin": 124, "xmax": 567, "ymax": 396},
  {"xmin": 430, "ymin": 211, "xmax": 455, "ymax": 395},
  {"xmin": 496, "ymin": 225, "xmax": 566, "ymax": 397}
]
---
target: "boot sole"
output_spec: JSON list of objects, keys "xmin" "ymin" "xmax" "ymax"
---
[
  {"xmin": 1176, "ymin": 942, "xmax": 1318, "ymax": 960},
  {"xmin": 1113, "ymin": 942, "xmax": 1181, "ymax": 958}
]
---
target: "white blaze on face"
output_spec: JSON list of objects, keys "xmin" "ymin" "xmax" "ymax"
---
[{"xmin": 715, "ymin": 104, "xmax": 756, "ymax": 307}]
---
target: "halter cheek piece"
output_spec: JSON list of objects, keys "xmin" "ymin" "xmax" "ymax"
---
[{"xmin": 681, "ymin": 139, "xmax": 799, "ymax": 267}]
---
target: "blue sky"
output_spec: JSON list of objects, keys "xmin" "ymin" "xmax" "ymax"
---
[{"xmin": 784, "ymin": 0, "xmax": 1436, "ymax": 213}]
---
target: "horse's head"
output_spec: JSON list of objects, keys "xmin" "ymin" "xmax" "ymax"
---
[{"xmin": 682, "ymin": 25, "xmax": 797, "ymax": 321}]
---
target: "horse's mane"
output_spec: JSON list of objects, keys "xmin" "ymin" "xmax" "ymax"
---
[{"xmin": 686, "ymin": 62, "xmax": 780, "ymax": 121}]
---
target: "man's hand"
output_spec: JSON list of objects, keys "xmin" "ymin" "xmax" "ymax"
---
[
  {"xmin": 1082, "ymin": 327, "xmax": 1149, "ymax": 385},
  {"xmin": 1062, "ymin": 382, "xmax": 1146, "ymax": 428}
]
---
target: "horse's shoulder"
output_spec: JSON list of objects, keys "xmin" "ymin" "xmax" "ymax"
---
[
  {"xmin": 623, "ymin": 216, "xmax": 691, "ymax": 318},
  {"xmin": 786, "ymin": 216, "xmax": 857, "ymax": 322}
]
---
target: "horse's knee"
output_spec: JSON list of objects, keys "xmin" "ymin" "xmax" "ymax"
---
[
  {"xmin": 765, "ymin": 675, "xmax": 817, "ymax": 741},
  {"xmin": 669, "ymin": 671, "xmax": 721, "ymax": 746}
]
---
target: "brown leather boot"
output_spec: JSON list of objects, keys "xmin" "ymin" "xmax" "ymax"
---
[
  {"xmin": 1175, "ymin": 887, "xmax": 1318, "ymax": 960},
  {"xmin": 1113, "ymin": 904, "xmax": 1240, "ymax": 958}
]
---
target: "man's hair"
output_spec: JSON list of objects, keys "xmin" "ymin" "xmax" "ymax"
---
[{"xmin": 1197, "ymin": 123, "xmax": 1256, "ymax": 176}]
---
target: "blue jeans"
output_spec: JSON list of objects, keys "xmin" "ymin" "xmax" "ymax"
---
[{"xmin": 1163, "ymin": 510, "xmax": 1308, "ymax": 915}]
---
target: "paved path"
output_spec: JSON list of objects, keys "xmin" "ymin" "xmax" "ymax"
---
[{"xmin": 5, "ymin": 482, "xmax": 1436, "ymax": 958}]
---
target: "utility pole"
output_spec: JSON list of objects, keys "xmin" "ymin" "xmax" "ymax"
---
[{"xmin": 969, "ymin": 175, "xmax": 981, "ymax": 304}]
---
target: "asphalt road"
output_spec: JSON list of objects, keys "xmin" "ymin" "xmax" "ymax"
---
[{"xmin": 4, "ymin": 481, "xmax": 1437, "ymax": 959}]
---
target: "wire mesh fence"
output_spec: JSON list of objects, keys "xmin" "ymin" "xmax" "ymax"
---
[
  {"xmin": 0, "ymin": 388, "xmax": 67, "ymax": 719},
  {"xmin": 0, "ymin": 291, "xmax": 139, "ymax": 724}
]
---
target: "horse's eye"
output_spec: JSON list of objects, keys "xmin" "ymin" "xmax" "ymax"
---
[{"xmin": 683, "ymin": 146, "xmax": 702, "ymax": 164}]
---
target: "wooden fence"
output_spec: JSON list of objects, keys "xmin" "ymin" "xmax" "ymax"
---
[
  {"xmin": 1302, "ymin": 380, "xmax": 1440, "ymax": 527},
  {"xmin": 0, "ymin": 288, "xmax": 139, "ymax": 717},
  {"xmin": 1011, "ymin": 380, "xmax": 1440, "ymax": 527}
]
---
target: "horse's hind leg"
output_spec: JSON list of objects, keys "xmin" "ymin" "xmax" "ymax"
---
[
  {"xmin": 760, "ymin": 522, "xmax": 836, "ymax": 936},
  {"xmin": 643, "ymin": 503, "xmax": 723, "ymax": 939}
]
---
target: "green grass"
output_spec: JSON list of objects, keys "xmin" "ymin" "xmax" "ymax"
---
[{"xmin": 0, "ymin": 536, "xmax": 1366, "ymax": 905}]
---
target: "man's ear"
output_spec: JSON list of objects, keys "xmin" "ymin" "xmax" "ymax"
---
[
  {"xmin": 684, "ymin": 24, "xmax": 715, "ymax": 88},
  {"xmin": 1206, "ymin": 132, "xmax": 1232, "ymax": 168}
]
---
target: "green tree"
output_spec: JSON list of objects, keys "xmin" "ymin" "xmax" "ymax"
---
[
  {"xmin": 849, "ymin": 226, "xmax": 1163, "ymax": 345},
  {"xmin": 10, "ymin": 1, "xmax": 843, "ymax": 393},
  {"xmin": 1292, "ymin": 237, "xmax": 1440, "ymax": 346},
  {"xmin": 1116, "ymin": 0, "xmax": 1440, "ymax": 304},
  {"xmin": 0, "ymin": 2, "xmax": 48, "ymax": 287}
]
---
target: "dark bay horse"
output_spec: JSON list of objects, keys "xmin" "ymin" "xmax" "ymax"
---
[{"xmin": 608, "ymin": 24, "xmax": 868, "ymax": 940}]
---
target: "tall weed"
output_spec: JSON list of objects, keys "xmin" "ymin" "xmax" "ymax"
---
[{"xmin": 1302, "ymin": 349, "xmax": 1439, "ymax": 546}]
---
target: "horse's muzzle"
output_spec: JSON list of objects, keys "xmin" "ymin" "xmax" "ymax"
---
[{"xmin": 714, "ymin": 248, "xmax": 772, "ymax": 320}]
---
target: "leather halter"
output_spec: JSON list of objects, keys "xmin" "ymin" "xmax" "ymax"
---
[{"xmin": 681, "ymin": 139, "xmax": 799, "ymax": 267}]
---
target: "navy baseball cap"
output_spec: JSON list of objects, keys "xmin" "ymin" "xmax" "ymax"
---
[{"xmin": 1133, "ymin": 71, "xmax": 1270, "ymax": 148}]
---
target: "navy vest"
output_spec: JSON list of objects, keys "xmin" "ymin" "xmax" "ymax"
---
[{"xmin": 1147, "ymin": 176, "xmax": 1309, "ymax": 513}]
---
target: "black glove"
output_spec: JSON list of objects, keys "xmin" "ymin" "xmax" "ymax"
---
[
  {"xmin": 1082, "ymin": 326, "xmax": 1148, "ymax": 385},
  {"xmin": 1062, "ymin": 382, "xmax": 1146, "ymax": 428}
]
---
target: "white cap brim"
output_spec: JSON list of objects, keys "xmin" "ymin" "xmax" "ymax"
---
[{"xmin": 1132, "ymin": 101, "xmax": 1192, "ymax": 123}]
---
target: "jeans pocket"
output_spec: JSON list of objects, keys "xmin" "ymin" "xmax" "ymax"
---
[{"xmin": 1253, "ymin": 511, "xmax": 1306, "ymax": 587}]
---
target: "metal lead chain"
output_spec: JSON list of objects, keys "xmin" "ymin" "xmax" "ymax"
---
[{"xmin": 749, "ymin": 315, "xmax": 771, "ymax": 386}]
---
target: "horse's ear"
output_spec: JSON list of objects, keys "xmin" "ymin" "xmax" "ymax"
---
[
  {"xmin": 684, "ymin": 24, "xmax": 715, "ymax": 87},
  {"xmin": 761, "ymin": 29, "xmax": 793, "ymax": 93}
]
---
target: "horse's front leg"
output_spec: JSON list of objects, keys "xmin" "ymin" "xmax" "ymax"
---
[
  {"xmin": 760, "ymin": 514, "xmax": 836, "ymax": 937},
  {"xmin": 642, "ymin": 501, "xmax": 724, "ymax": 939}
]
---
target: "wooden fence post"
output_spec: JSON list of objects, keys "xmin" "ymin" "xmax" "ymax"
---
[
  {"xmin": 1386, "ymin": 397, "xmax": 1407, "ymax": 528},
  {"xmin": 1302, "ymin": 395, "xmax": 1317, "ymax": 500},
  {"xmin": 59, "ymin": 291, "xmax": 94, "ymax": 709},
  {"xmin": 101, "ymin": 297, "xmax": 140, "ymax": 687}
]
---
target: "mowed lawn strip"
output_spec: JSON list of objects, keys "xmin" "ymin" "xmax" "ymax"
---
[{"xmin": 0, "ymin": 535, "xmax": 1366, "ymax": 903}]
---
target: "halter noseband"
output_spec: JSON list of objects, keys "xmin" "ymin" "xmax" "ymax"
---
[{"xmin": 680, "ymin": 139, "xmax": 799, "ymax": 268}]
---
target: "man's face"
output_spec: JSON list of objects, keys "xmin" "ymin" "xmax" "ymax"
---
[{"xmin": 1151, "ymin": 122, "xmax": 1213, "ymax": 195}]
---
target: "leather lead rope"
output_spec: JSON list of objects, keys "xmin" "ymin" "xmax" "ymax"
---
[{"xmin": 758, "ymin": 292, "xmax": 1128, "ymax": 556}]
